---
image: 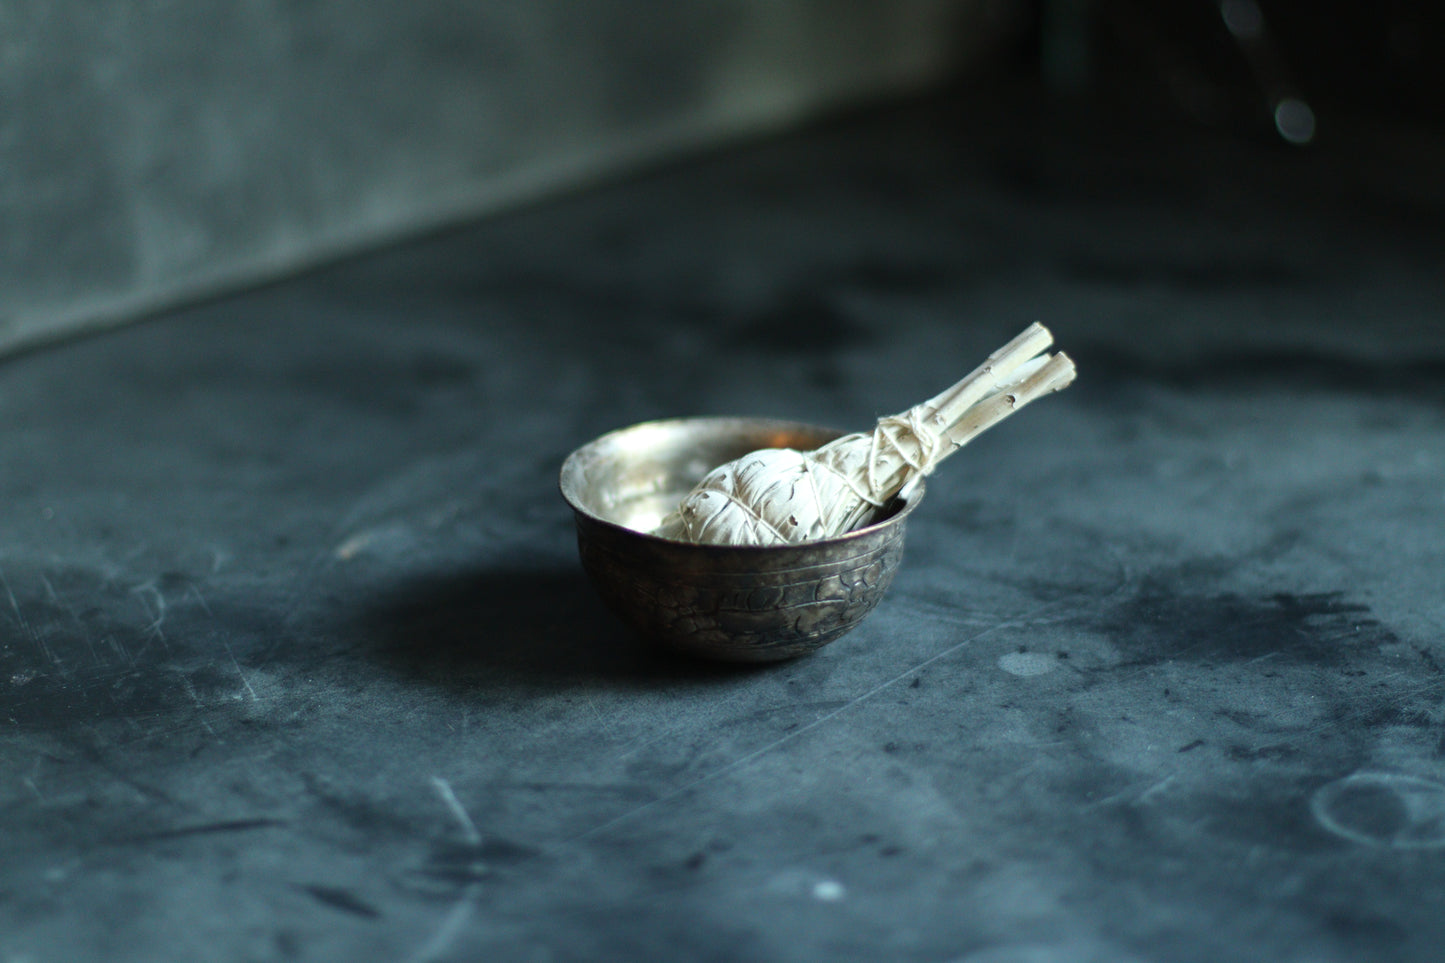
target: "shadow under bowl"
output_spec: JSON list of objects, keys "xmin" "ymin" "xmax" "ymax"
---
[{"xmin": 559, "ymin": 417, "xmax": 923, "ymax": 662}]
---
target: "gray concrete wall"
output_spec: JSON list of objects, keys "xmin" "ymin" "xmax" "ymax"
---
[{"xmin": 0, "ymin": 0, "xmax": 1003, "ymax": 355}]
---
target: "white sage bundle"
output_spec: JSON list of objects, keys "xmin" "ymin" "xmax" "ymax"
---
[{"xmin": 653, "ymin": 323, "xmax": 1076, "ymax": 546}]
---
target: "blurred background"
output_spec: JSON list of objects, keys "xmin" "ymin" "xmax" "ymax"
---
[{"xmin": 3, "ymin": 0, "xmax": 1441, "ymax": 357}]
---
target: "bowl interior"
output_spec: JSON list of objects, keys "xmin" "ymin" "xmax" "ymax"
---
[{"xmin": 560, "ymin": 418, "xmax": 844, "ymax": 535}]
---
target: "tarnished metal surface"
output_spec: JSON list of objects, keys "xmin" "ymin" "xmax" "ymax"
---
[{"xmin": 560, "ymin": 417, "xmax": 923, "ymax": 661}]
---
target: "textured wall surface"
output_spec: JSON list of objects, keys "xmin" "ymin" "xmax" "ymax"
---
[{"xmin": 0, "ymin": 0, "xmax": 998, "ymax": 354}]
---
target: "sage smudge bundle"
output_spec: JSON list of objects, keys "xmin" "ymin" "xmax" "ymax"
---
[{"xmin": 654, "ymin": 323, "xmax": 1075, "ymax": 546}]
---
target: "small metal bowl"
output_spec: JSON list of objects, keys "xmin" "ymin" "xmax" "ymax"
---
[{"xmin": 559, "ymin": 417, "xmax": 923, "ymax": 662}]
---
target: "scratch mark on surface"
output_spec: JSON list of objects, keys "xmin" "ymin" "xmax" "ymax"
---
[
  {"xmin": 2, "ymin": 567, "xmax": 29, "ymax": 630},
  {"xmin": 118, "ymin": 818, "xmax": 288, "ymax": 843},
  {"xmin": 171, "ymin": 667, "xmax": 207, "ymax": 710},
  {"xmin": 877, "ymin": 594, "xmax": 1000, "ymax": 629},
  {"xmin": 1083, "ymin": 786, "xmax": 1135, "ymax": 810},
  {"xmin": 130, "ymin": 581, "xmax": 170, "ymax": 652},
  {"xmin": 614, "ymin": 727, "xmax": 687, "ymax": 764},
  {"xmin": 222, "ymin": 639, "xmax": 259, "ymax": 701},
  {"xmin": 581, "ymin": 692, "xmax": 618, "ymax": 740},
  {"xmin": 1137, "ymin": 775, "xmax": 1177, "ymax": 804},
  {"xmin": 575, "ymin": 600, "xmax": 1061, "ymax": 842},
  {"xmin": 2, "ymin": 566, "xmax": 60, "ymax": 669},
  {"xmin": 1242, "ymin": 650, "xmax": 1282, "ymax": 667},
  {"xmin": 187, "ymin": 584, "xmax": 214, "ymax": 616},
  {"xmin": 104, "ymin": 633, "xmax": 136, "ymax": 666},
  {"xmin": 39, "ymin": 573, "xmax": 62, "ymax": 607},
  {"xmin": 7, "ymin": 566, "xmax": 68, "ymax": 670},
  {"xmin": 111, "ymin": 719, "xmax": 221, "ymax": 748},
  {"xmin": 408, "ymin": 778, "xmax": 485, "ymax": 963},
  {"xmin": 1087, "ymin": 775, "xmax": 1177, "ymax": 810},
  {"xmin": 166, "ymin": 669, "xmax": 220, "ymax": 735},
  {"xmin": 404, "ymin": 890, "xmax": 478, "ymax": 963},
  {"xmin": 431, "ymin": 777, "xmax": 482, "ymax": 845},
  {"xmin": 296, "ymin": 883, "xmax": 382, "ymax": 920},
  {"xmin": 40, "ymin": 571, "xmax": 102, "ymax": 663}
]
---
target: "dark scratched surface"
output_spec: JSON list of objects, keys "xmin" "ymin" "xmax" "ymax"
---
[{"xmin": 2, "ymin": 89, "xmax": 1444, "ymax": 961}]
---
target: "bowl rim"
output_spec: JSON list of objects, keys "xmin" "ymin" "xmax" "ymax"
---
[{"xmin": 559, "ymin": 415, "xmax": 926, "ymax": 550}]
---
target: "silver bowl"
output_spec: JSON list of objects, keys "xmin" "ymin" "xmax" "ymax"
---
[{"xmin": 559, "ymin": 417, "xmax": 923, "ymax": 662}]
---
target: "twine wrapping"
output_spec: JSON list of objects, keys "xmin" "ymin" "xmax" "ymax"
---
[{"xmin": 654, "ymin": 324, "xmax": 1076, "ymax": 546}]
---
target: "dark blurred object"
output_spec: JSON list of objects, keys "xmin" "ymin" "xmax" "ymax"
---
[{"xmin": 1036, "ymin": 0, "xmax": 1445, "ymax": 142}]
